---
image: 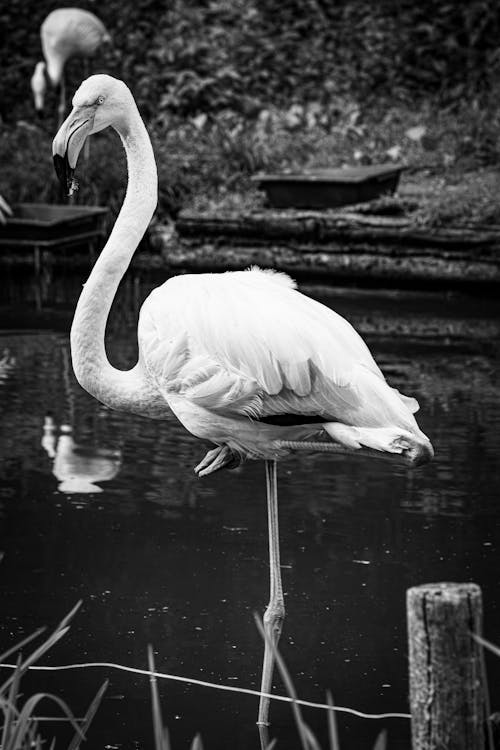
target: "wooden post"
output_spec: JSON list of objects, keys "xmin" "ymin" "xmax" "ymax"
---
[{"xmin": 407, "ymin": 582, "xmax": 487, "ymax": 750}]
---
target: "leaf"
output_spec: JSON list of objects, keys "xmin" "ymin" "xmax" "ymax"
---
[
  {"xmin": 372, "ymin": 728, "xmax": 387, "ymax": 750},
  {"xmin": 148, "ymin": 645, "xmax": 171, "ymax": 750},
  {"xmin": 67, "ymin": 680, "xmax": 109, "ymax": 750},
  {"xmin": 0, "ymin": 629, "xmax": 45, "ymax": 676},
  {"xmin": 10, "ymin": 692, "xmax": 82, "ymax": 749},
  {"xmin": 325, "ymin": 691, "xmax": 340, "ymax": 750},
  {"xmin": 405, "ymin": 126, "xmax": 427, "ymax": 142},
  {"xmin": 189, "ymin": 734, "xmax": 204, "ymax": 750},
  {"xmin": 1, "ymin": 654, "xmax": 23, "ymax": 747},
  {"xmin": 386, "ymin": 145, "xmax": 402, "ymax": 160},
  {"xmin": 192, "ymin": 114, "xmax": 208, "ymax": 130}
]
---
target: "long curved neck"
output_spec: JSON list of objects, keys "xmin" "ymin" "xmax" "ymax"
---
[{"xmin": 70, "ymin": 105, "xmax": 160, "ymax": 415}]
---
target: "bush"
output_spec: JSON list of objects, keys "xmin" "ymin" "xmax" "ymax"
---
[
  {"xmin": 2, "ymin": 0, "xmax": 500, "ymax": 125},
  {"xmin": 2, "ymin": 90, "xmax": 500, "ymax": 228}
]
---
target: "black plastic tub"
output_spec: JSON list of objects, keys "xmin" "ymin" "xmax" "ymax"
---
[
  {"xmin": 0, "ymin": 203, "xmax": 108, "ymax": 243},
  {"xmin": 252, "ymin": 164, "xmax": 403, "ymax": 209}
]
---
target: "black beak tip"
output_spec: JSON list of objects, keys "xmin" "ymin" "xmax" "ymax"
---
[{"xmin": 53, "ymin": 153, "xmax": 74, "ymax": 198}]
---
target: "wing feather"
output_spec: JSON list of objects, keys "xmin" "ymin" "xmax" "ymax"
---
[{"xmin": 138, "ymin": 268, "xmax": 417, "ymax": 430}]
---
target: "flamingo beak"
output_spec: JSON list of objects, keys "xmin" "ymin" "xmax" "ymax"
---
[{"xmin": 52, "ymin": 107, "xmax": 95, "ymax": 196}]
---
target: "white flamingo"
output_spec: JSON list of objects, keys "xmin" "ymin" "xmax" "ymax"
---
[
  {"xmin": 52, "ymin": 75, "xmax": 433, "ymax": 727},
  {"xmin": 31, "ymin": 8, "xmax": 111, "ymax": 126}
]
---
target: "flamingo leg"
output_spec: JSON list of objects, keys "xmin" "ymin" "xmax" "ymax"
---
[
  {"xmin": 194, "ymin": 445, "xmax": 240, "ymax": 477},
  {"xmin": 258, "ymin": 458, "xmax": 285, "ymax": 727},
  {"xmin": 277, "ymin": 439, "xmax": 431, "ymax": 466}
]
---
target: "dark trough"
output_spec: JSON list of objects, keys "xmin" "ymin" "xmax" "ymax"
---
[
  {"xmin": 0, "ymin": 203, "xmax": 108, "ymax": 242},
  {"xmin": 0, "ymin": 203, "xmax": 108, "ymax": 272},
  {"xmin": 252, "ymin": 164, "xmax": 403, "ymax": 209}
]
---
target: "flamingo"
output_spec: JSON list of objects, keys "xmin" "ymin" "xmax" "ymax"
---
[
  {"xmin": 31, "ymin": 8, "xmax": 111, "ymax": 126},
  {"xmin": 52, "ymin": 75, "xmax": 433, "ymax": 727}
]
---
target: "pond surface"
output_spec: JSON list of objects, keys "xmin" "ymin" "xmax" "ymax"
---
[{"xmin": 1, "ymin": 268, "xmax": 500, "ymax": 749}]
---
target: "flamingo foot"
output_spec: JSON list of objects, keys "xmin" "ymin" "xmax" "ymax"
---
[{"xmin": 194, "ymin": 445, "xmax": 241, "ymax": 477}]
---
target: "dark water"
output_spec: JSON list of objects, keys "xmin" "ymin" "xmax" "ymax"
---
[{"xmin": 1, "ymin": 268, "xmax": 500, "ymax": 749}]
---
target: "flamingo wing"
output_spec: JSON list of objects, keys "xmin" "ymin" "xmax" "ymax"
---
[{"xmin": 138, "ymin": 268, "xmax": 419, "ymax": 430}]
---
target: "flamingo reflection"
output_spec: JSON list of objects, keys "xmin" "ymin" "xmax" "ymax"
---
[
  {"xmin": 42, "ymin": 415, "xmax": 121, "ymax": 493},
  {"xmin": 0, "ymin": 349, "xmax": 16, "ymax": 384}
]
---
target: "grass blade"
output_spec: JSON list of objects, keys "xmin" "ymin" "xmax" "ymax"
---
[
  {"xmin": 67, "ymin": 679, "xmax": 109, "ymax": 750},
  {"xmin": 56, "ymin": 600, "xmax": 83, "ymax": 632},
  {"xmin": 325, "ymin": 691, "xmax": 340, "ymax": 750},
  {"xmin": 473, "ymin": 633, "xmax": 500, "ymax": 658},
  {"xmin": 0, "ymin": 603, "xmax": 81, "ymax": 694},
  {"xmin": 10, "ymin": 692, "xmax": 83, "ymax": 748},
  {"xmin": 0, "ymin": 626, "xmax": 71, "ymax": 694},
  {"xmin": 1, "ymin": 654, "xmax": 22, "ymax": 747},
  {"xmin": 148, "ymin": 645, "xmax": 170, "ymax": 750},
  {"xmin": 372, "ymin": 728, "xmax": 387, "ymax": 750},
  {"xmin": 0, "ymin": 627, "xmax": 46, "ymax": 664},
  {"xmin": 189, "ymin": 734, "xmax": 204, "ymax": 750},
  {"xmin": 302, "ymin": 722, "xmax": 322, "ymax": 750}
]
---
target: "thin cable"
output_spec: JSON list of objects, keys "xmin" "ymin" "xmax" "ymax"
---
[{"xmin": 0, "ymin": 661, "xmax": 410, "ymax": 721}]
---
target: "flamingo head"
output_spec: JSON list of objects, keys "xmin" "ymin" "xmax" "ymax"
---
[
  {"xmin": 52, "ymin": 74, "xmax": 135, "ymax": 195},
  {"xmin": 31, "ymin": 62, "xmax": 48, "ymax": 115}
]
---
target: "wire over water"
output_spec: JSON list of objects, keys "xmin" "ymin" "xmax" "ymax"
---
[{"xmin": 0, "ymin": 660, "xmax": 411, "ymax": 721}]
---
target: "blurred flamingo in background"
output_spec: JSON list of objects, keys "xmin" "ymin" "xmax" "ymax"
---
[{"xmin": 31, "ymin": 8, "xmax": 111, "ymax": 126}]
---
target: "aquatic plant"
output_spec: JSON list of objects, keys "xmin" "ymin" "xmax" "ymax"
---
[
  {"xmin": 148, "ymin": 645, "xmax": 204, "ymax": 750},
  {"xmin": 0, "ymin": 601, "xmax": 402, "ymax": 749},
  {"xmin": 0, "ymin": 601, "xmax": 107, "ymax": 750}
]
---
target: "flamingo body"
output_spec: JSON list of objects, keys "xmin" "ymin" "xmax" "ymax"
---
[
  {"xmin": 41, "ymin": 8, "xmax": 110, "ymax": 85},
  {"xmin": 138, "ymin": 268, "xmax": 427, "ymax": 461}
]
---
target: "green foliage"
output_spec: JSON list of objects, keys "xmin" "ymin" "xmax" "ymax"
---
[
  {"xmin": 2, "ymin": 0, "xmax": 500, "ymax": 126},
  {"xmin": 410, "ymin": 170, "xmax": 500, "ymax": 227},
  {"xmin": 2, "ymin": 0, "xmax": 500, "ymax": 229},
  {"xmin": 3, "ymin": 91, "xmax": 500, "ymax": 229},
  {"xmin": 0, "ymin": 122, "xmax": 126, "ymax": 216}
]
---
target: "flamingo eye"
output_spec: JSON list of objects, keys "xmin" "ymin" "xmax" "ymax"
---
[{"xmin": 97, "ymin": 95, "xmax": 105, "ymax": 105}]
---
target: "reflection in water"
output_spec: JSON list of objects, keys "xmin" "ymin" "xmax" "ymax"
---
[
  {"xmin": 0, "ymin": 349, "xmax": 16, "ymax": 384},
  {"xmin": 41, "ymin": 416, "xmax": 122, "ymax": 493},
  {"xmin": 0, "ymin": 274, "xmax": 500, "ymax": 749}
]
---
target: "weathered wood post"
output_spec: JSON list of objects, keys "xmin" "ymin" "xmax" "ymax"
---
[{"xmin": 407, "ymin": 582, "xmax": 488, "ymax": 749}]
